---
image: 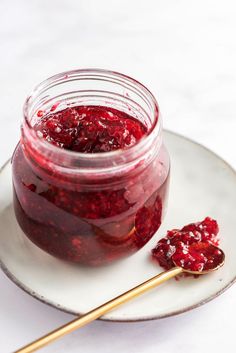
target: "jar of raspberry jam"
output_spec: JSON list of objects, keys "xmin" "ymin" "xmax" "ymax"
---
[{"xmin": 12, "ymin": 69, "xmax": 170, "ymax": 265}]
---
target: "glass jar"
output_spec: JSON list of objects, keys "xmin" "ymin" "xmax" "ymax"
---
[{"xmin": 12, "ymin": 69, "xmax": 170, "ymax": 265}]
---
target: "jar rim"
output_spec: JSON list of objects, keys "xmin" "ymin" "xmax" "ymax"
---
[{"xmin": 22, "ymin": 68, "xmax": 162, "ymax": 173}]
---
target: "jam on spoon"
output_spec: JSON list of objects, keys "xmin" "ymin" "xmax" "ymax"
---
[
  {"xmin": 172, "ymin": 242, "xmax": 224, "ymax": 273},
  {"xmin": 152, "ymin": 217, "xmax": 223, "ymax": 274}
]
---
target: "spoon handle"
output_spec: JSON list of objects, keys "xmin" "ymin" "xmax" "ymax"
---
[{"xmin": 14, "ymin": 266, "xmax": 183, "ymax": 353}]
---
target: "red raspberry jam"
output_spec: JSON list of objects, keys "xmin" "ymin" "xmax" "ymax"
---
[
  {"xmin": 12, "ymin": 69, "xmax": 170, "ymax": 265},
  {"xmin": 34, "ymin": 106, "xmax": 147, "ymax": 153},
  {"xmin": 152, "ymin": 217, "xmax": 221, "ymax": 273}
]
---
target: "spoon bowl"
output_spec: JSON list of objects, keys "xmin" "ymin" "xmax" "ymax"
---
[{"xmin": 173, "ymin": 244, "xmax": 225, "ymax": 275}]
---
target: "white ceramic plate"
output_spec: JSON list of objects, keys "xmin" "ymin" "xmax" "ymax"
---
[{"xmin": 1, "ymin": 131, "xmax": 236, "ymax": 322}]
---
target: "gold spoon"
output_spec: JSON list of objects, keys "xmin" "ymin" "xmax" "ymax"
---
[{"xmin": 14, "ymin": 244, "xmax": 225, "ymax": 353}]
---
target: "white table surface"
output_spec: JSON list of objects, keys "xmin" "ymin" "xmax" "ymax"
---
[{"xmin": 0, "ymin": 0, "xmax": 236, "ymax": 352}]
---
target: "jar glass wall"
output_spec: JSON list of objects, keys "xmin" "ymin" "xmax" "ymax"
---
[{"xmin": 12, "ymin": 69, "xmax": 170, "ymax": 265}]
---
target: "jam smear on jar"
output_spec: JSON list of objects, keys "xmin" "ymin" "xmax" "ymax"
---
[
  {"xmin": 152, "ymin": 217, "xmax": 221, "ymax": 274},
  {"xmin": 13, "ymin": 105, "xmax": 169, "ymax": 265}
]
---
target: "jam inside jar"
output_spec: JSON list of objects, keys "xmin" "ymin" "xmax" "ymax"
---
[{"xmin": 12, "ymin": 69, "xmax": 170, "ymax": 265}]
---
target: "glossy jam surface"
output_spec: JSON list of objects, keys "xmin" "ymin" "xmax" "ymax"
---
[
  {"xmin": 152, "ymin": 217, "xmax": 221, "ymax": 273},
  {"xmin": 34, "ymin": 106, "xmax": 148, "ymax": 153},
  {"xmin": 12, "ymin": 105, "xmax": 169, "ymax": 265}
]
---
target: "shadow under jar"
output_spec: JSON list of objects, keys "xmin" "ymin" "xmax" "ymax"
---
[{"xmin": 12, "ymin": 69, "xmax": 170, "ymax": 265}]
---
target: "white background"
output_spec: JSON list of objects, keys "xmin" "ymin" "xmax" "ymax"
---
[{"xmin": 0, "ymin": 0, "xmax": 236, "ymax": 352}]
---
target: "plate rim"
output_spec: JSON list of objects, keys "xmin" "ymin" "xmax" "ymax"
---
[{"xmin": 1, "ymin": 129, "xmax": 236, "ymax": 322}]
